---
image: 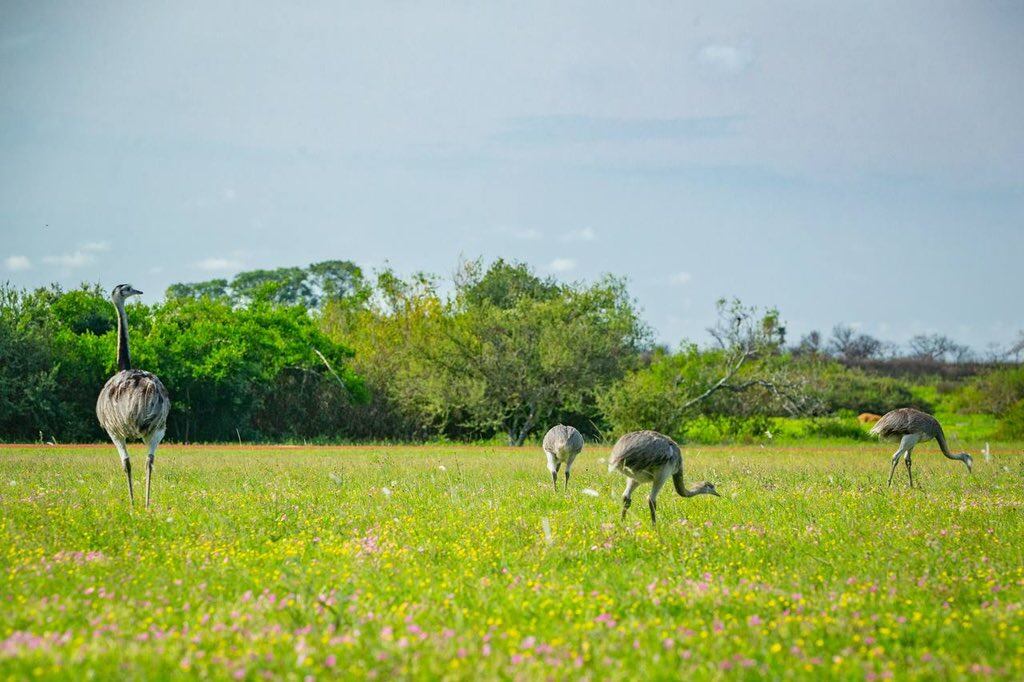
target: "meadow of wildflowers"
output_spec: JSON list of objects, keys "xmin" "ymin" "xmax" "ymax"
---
[{"xmin": 1, "ymin": 442, "xmax": 1022, "ymax": 680}]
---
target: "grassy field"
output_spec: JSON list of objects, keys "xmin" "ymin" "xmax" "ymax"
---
[{"xmin": 2, "ymin": 441, "xmax": 1023, "ymax": 680}]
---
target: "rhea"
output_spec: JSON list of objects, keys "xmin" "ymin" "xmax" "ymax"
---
[
  {"xmin": 871, "ymin": 408, "xmax": 972, "ymax": 488},
  {"xmin": 96, "ymin": 284, "xmax": 170, "ymax": 508},
  {"xmin": 542, "ymin": 424, "xmax": 584, "ymax": 491},
  {"xmin": 608, "ymin": 430, "xmax": 719, "ymax": 525}
]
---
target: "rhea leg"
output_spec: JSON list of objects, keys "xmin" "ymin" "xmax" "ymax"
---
[
  {"xmin": 889, "ymin": 435, "xmax": 917, "ymax": 487},
  {"xmin": 564, "ymin": 453, "xmax": 577, "ymax": 491},
  {"xmin": 904, "ymin": 448, "xmax": 914, "ymax": 489},
  {"xmin": 145, "ymin": 428, "xmax": 165, "ymax": 508},
  {"xmin": 648, "ymin": 468, "xmax": 671, "ymax": 526},
  {"xmin": 545, "ymin": 451, "xmax": 559, "ymax": 491},
  {"xmin": 621, "ymin": 478, "xmax": 640, "ymax": 520},
  {"xmin": 113, "ymin": 438, "xmax": 134, "ymax": 506}
]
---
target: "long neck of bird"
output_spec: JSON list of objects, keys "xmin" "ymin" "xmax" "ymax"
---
[
  {"xmin": 673, "ymin": 473, "xmax": 707, "ymax": 498},
  {"xmin": 115, "ymin": 300, "xmax": 131, "ymax": 371},
  {"xmin": 935, "ymin": 430, "xmax": 966, "ymax": 463}
]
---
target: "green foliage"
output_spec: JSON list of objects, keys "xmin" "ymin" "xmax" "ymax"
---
[
  {"xmin": 167, "ymin": 260, "xmax": 368, "ymax": 309},
  {"xmin": 2, "ymin": 260, "xmax": 1019, "ymax": 445},
  {"xmin": 0, "ymin": 283, "xmax": 365, "ymax": 442},
  {"xmin": 680, "ymin": 415, "xmax": 774, "ymax": 444},
  {"xmin": 997, "ymin": 399, "xmax": 1024, "ymax": 439},
  {"xmin": 459, "ymin": 257, "xmax": 559, "ymax": 309},
  {"xmin": 953, "ymin": 365, "xmax": 1024, "ymax": 417},
  {"xmin": 334, "ymin": 261, "xmax": 649, "ymax": 445},
  {"xmin": 800, "ymin": 360, "xmax": 928, "ymax": 415},
  {"xmin": 165, "ymin": 278, "xmax": 229, "ymax": 301},
  {"xmin": 802, "ymin": 416, "xmax": 872, "ymax": 441},
  {"xmin": 600, "ymin": 300, "xmax": 805, "ymax": 441}
]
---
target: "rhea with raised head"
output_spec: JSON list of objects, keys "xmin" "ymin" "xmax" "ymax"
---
[
  {"xmin": 871, "ymin": 407, "xmax": 972, "ymax": 488},
  {"xmin": 608, "ymin": 430, "xmax": 719, "ymax": 525},
  {"xmin": 95, "ymin": 284, "xmax": 170, "ymax": 508}
]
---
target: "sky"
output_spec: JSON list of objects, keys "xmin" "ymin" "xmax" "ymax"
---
[{"xmin": 2, "ymin": 2, "xmax": 1022, "ymax": 351}]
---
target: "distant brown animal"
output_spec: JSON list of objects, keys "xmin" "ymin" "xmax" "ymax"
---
[{"xmin": 857, "ymin": 413, "xmax": 882, "ymax": 424}]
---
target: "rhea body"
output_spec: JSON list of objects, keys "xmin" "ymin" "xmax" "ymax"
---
[
  {"xmin": 542, "ymin": 424, "xmax": 584, "ymax": 491},
  {"xmin": 96, "ymin": 284, "xmax": 170, "ymax": 507},
  {"xmin": 870, "ymin": 407, "xmax": 972, "ymax": 488},
  {"xmin": 608, "ymin": 430, "xmax": 719, "ymax": 525}
]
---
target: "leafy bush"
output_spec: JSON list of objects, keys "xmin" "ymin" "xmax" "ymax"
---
[
  {"xmin": 0, "ymin": 283, "xmax": 365, "ymax": 442},
  {"xmin": 953, "ymin": 366, "xmax": 1024, "ymax": 417},
  {"xmin": 681, "ymin": 415, "xmax": 774, "ymax": 444},
  {"xmin": 997, "ymin": 399, "xmax": 1024, "ymax": 439},
  {"xmin": 803, "ymin": 417, "xmax": 871, "ymax": 441},
  {"xmin": 801, "ymin": 360, "xmax": 927, "ymax": 415}
]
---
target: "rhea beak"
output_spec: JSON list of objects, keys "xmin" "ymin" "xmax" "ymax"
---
[{"xmin": 711, "ymin": 490, "xmax": 722, "ymax": 497}]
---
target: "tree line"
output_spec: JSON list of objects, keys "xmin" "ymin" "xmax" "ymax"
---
[{"xmin": 2, "ymin": 259, "xmax": 1022, "ymax": 443}]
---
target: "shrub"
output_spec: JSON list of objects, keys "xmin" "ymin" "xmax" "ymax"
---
[
  {"xmin": 953, "ymin": 366, "xmax": 1024, "ymax": 417},
  {"xmin": 997, "ymin": 399, "xmax": 1024, "ymax": 439},
  {"xmin": 803, "ymin": 417, "xmax": 871, "ymax": 441}
]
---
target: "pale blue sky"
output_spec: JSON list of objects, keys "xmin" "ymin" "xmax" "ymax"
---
[{"xmin": 2, "ymin": 2, "xmax": 1022, "ymax": 350}]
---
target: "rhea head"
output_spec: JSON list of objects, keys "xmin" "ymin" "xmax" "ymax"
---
[
  {"xmin": 694, "ymin": 481, "xmax": 722, "ymax": 497},
  {"xmin": 960, "ymin": 452, "xmax": 974, "ymax": 474},
  {"xmin": 111, "ymin": 284, "xmax": 143, "ymax": 305}
]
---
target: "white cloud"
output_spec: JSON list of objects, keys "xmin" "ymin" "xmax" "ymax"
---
[
  {"xmin": 40, "ymin": 242, "xmax": 111, "ymax": 269},
  {"xmin": 548, "ymin": 258, "xmax": 576, "ymax": 273},
  {"xmin": 501, "ymin": 226, "xmax": 542, "ymax": 240},
  {"xmin": 4, "ymin": 255, "xmax": 31, "ymax": 271},
  {"xmin": 696, "ymin": 44, "xmax": 753, "ymax": 74},
  {"xmin": 43, "ymin": 250, "xmax": 94, "ymax": 268},
  {"xmin": 670, "ymin": 271, "xmax": 692, "ymax": 285},
  {"xmin": 561, "ymin": 228, "xmax": 596, "ymax": 243},
  {"xmin": 196, "ymin": 257, "xmax": 243, "ymax": 272},
  {"xmin": 81, "ymin": 241, "xmax": 110, "ymax": 253}
]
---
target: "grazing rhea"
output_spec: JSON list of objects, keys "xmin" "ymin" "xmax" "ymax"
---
[
  {"xmin": 96, "ymin": 284, "xmax": 170, "ymax": 508},
  {"xmin": 542, "ymin": 424, "xmax": 584, "ymax": 491},
  {"xmin": 871, "ymin": 408, "xmax": 972, "ymax": 488},
  {"xmin": 608, "ymin": 430, "xmax": 719, "ymax": 525}
]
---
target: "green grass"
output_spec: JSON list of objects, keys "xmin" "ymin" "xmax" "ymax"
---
[{"xmin": 2, "ymin": 442, "xmax": 1023, "ymax": 680}]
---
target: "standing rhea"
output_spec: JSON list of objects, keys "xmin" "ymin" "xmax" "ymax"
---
[
  {"xmin": 542, "ymin": 424, "xmax": 584, "ymax": 491},
  {"xmin": 608, "ymin": 430, "xmax": 719, "ymax": 525},
  {"xmin": 871, "ymin": 408, "xmax": 972, "ymax": 488},
  {"xmin": 96, "ymin": 284, "xmax": 170, "ymax": 508}
]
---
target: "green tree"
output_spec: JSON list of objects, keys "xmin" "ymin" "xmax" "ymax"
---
[
  {"xmin": 167, "ymin": 260, "xmax": 367, "ymax": 310},
  {"xmin": 337, "ymin": 261, "xmax": 648, "ymax": 445},
  {"xmin": 599, "ymin": 299, "xmax": 812, "ymax": 440},
  {"xmin": 166, "ymin": 279, "xmax": 230, "ymax": 301}
]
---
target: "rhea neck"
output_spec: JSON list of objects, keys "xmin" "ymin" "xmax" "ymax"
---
[
  {"xmin": 679, "ymin": 485, "xmax": 713, "ymax": 498},
  {"xmin": 673, "ymin": 474, "xmax": 715, "ymax": 498},
  {"xmin": 115, "ymin": 299, "xmax": 132, "ymax": 371},
  {"xmin": 936, "ymin": 431, "xmax": 970, "ymax": 465}
]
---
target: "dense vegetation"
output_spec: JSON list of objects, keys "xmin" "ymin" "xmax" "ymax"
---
[{"xmin": 1, "ymin": 259, "xmax": 1020, "ymax": 444}]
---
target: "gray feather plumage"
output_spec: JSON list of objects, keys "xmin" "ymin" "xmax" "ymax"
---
[
  {"xmin": 96, "ymin": 369, "xmax": 170, "ymax": 442},
  {"xmin": 870, "ymin": 408, "xmax": 942, "ymax": 440},
  {"xmin": 97, "ymin": 283, "xmax": 169, "ymax": 508},
  {"xmin": 607, "ymin": 430, "xmax": 682, "ymax": 476},
  {"xmin": 872, "ymin": 407, "xmax": 972, "ymax": 485},
  {"xmin": 542, "ymin": 424, "xmax": 584, "ymax": 460}
]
